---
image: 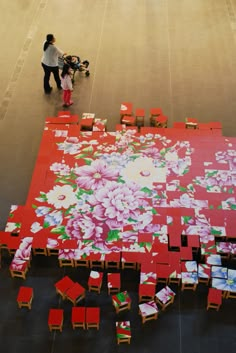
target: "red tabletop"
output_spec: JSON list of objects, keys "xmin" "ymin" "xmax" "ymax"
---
[
  {"xmin": 55, "ymin": 276, "xmax": 75, "ymax": 293},
  {"xmin": 88, "ymin": 271, "xmax": 103, "ymax": 286},
  {"xmin": 208, "ymin": 288, "xmax": 222, "ymax": 305},
  {"xmin": 139, "ymin": 283, "xmax": 156, "ymax": 296},
  {"xmin": 107, "ymin": 273, "xmax": 121, "ymax": 288},
  {"xmin": 180, "ymin": 247, "xmax": 193, "ymax": 260},
  {"xmin": 71, "ymin": 306, "xmax": 85, "ymax": 323},
  {"xmin": 48, "ymin": 309, "xmax": 63, "ymax": 325},
  {"xmin": 120, "ymin": 102, "xmax": 133, "ymax": 115},
  {"xmin": 66, "ymin": 282, "xmax": 85, "ymax": 300},
  {"xmin": 105, "ymin": 252, "xmax": 121, "ymax": 262},
  {"xmin": 86, "ymin": 307, "xmax": 100, "ymax": 323},
  {"xmin": 156, "ymin": 264, "xmax": 172, "ymax": 278},
  {"xmin": 121, "ymin": 251, "xmax": 139, "ymax": 263},
  {"xmin": 17, "ymin": 286, "xmax": 33, "ymax": 302},
  {"xmin": 187, "ymin": 235, "xmax": 200, "ymax": 248}
]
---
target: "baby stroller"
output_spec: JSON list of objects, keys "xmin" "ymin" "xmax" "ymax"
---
[{"xmin": 58, "ymin": 54, "xmax": 90, "ymax": 83}]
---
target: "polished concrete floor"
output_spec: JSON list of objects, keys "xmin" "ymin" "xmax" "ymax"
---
[{"xmin": 0, "ymin": 1, "xmax": 236, "ymax": 352}]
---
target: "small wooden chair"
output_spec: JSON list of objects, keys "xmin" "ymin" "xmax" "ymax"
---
[
  {"xmin": 10, "ymin": 260, "xmax": 28, "ymax": 280},
  {"xmin": 112, "ymin": 291, "xmax": 131, "ymax": 314},
  {"xmin": 120, "ymin": 102, "xmax": 133, "ymax": 122},
  {"xmin": 116, "ymin": 321, "xmax": 131, "ymax": 344},
  {"xmin": 135, "ymin": 108, "xmax": 145, "ymax": 128},
  {"xmin": 155, "ymin": 286, "xmax": 176, "ymax": 310},
  {"xmin": 66, "ymin": 282, "xmax": 86, "ymax": 305},
  {"xmin": 80, "ymin": 113, "xmax": 95, "ymax": 131},
  {"xmin": 181, "ymin": 272, "xmax": 198, "ymax": 291},
  {"xmin": 55, "ymin": 276, "xmax": 75, "ymax": 300},
  {"xmin": 86, "ymin": 307, "xmax": 100, "ymax": 329},
  {"xmin": 107, "ymin": 273, "xmax": 121, "ymax": 295},
  {"xmin": 185, "ymin": 117, "xmax": 198, "ymax": 129},
  {"xmin": 150, "ymin": 107, "xmax": 162, "ymax": 126},
  {"xmin": 154, "ymin": 115, "xmax": 168, "ymax": 128},
  {"xmin": 139, "ymin": 301, "xmax": 158, "ymax": 323},
  {"xmin": 207, "ymin": 288, "xmax": 222, "ymax": 311},
  {"xmin": 139, "ymin": 283, "xmax": 156, "ymax": 302},
  {"xmin": 121, "ymin": 115, "xmax": 136, "ymax": 126},
  {"xmin": 105, "ymin": 252, "xmax": 120, "ymax": 269},
  {"xmin": 48, "ymin": 309, "xmax": 64, "ymax": 332},
  {"xmin": 17, "ymin": 286, "xmax": 33, "ymax": 309},
  {"xmin": 88, "ymin": 271, "xmax": 103, "ymax": 293},
  {"xmin": 71, "ymin": 306, "xmax": 86, "ymax": 329}
]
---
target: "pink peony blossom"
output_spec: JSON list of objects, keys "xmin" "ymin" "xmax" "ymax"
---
[{"xmin": 75, "ymin": 160, "xmax": 119, "ymax": 190}]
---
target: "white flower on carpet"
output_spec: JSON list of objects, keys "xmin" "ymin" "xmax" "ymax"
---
[
  {"xmin": 121, "ymin": 157, "xmax": 166, "ymax": 187},
  {"xmin": 46, "ymin": 185, "xmax": 77, "ymax": 209}
]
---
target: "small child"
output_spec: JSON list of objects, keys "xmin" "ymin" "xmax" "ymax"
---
[
  {"xmin": 66, "ymin": 55, "xmax": 90, "ymax": 76},
  {"xmin": 61, "ymin": 63, "xmax": 73, "ymax": 107}
]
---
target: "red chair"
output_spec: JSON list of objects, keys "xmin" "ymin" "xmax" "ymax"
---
[
  {"xmin": 66, "ymin": 282, "xmax": 86, "ymax": 305},
  {"xmin": 154, "ymin": 115, "xmax": 168, "ymax": 128},
  {"xmin": 88, "ymin": 271, "xmax": 103, "ymax": 293},
  {"xmin": 120, "ymin": 102, "xmax": 133, "ymax": 122},
  {"xmin": 48, "ymin": 309, "xmax": 64, "ymax": 332},
  {"xmin": 71, "ymin": 306, "xmax": 86, "ymax": 329},
  {"xmin": 86, "ymin": 307, "xmax": 100, "ymax": 329},
  {"xmin": 135, "ymin": 108, "xmax": 145, "ymax": 128},
  {"xmin": 150, "ymin": 107, "xmax": 162, "ymax": 126},
  {"xmin": 207, "ymin": 288, "xmax": 222, "ymax": 311},
  {"xmin": 139, "ymin": 283, "xmax": 156, "ymax": 302},
  {"xmin": 17, "ymin": 286, "xmax": 33, "ymax": 309},
  {"xmin": 185, "ymin": 117, "xmax": 198, "ymax": 129},
  {"xmin": 55, "ymin": 276, "xmax": 75, "ymax": 300},
  {"xmin": 107, "ymin": 273, "xmax": 121, "ymax": 294},
  {"xmin": 121, "ymin": 115, "xmax": 136, "ymax": 126}
]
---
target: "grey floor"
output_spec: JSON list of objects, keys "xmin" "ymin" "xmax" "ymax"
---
[{"xmin": 0, "ymin": 1, "xmax": 236, "ymax": 352}]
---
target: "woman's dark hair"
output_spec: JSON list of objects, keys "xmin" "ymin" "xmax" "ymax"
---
[
  {"xmin": 43, "ymin": 34, "xmax": 54, "ymax": 51},
  {"xmin": 61, "ymin": 63, "xmax": 70, "ymax": 78}
]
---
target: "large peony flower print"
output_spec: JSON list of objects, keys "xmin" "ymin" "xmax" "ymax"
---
[
  {"xmin": 46, "ymin": 185, "xmax": 77, "ymax": 209},
  {"xmin": 66, "ymin": 212, "xmax": 109, "ymax": 247},
  {"xmin": 74, "ymin": 159, "xmax": 119, "ymax": 190},
  {"xmin": 121, "ymin": 157, "xmax": 166, "ymax": 188},
  {"xmin": 89, "ymin": 181, "xmax": 146, "ymax": 228}
]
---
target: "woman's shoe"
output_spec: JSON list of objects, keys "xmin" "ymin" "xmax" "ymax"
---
[
  {"xmin": 69, "ymin": 101, "xmax": 74, "ymax": 105},
  {"xmin": 45, "ymin": 87, "xmax": 53, "ymax": 94}
]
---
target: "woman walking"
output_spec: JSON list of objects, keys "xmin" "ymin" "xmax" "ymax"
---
[{"xmin": 41, "ymin": 34, "xmax": 65, "ymax": 94}]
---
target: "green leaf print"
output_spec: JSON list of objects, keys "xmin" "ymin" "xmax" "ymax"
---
[{"xmin": 106, "ymin": 230, "xmax": 120, "ymax": 242}]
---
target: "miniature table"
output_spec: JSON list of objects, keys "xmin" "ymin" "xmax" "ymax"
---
[
  {"xmin": 155, "ymin": 286, "xmax": 176, "ymax": 310},
  {"xmin": 88, "ymin": 271, "xmax": 103, "ymax": 293},
  {"xmin": 116, "ymin": 321, "xmax": 131, "ymax": 344},
  {"xmin": 139, "ymin": 301, "xmax": 158, "ymax": 323},
  {"xmin": 17, "ymin": 286, "xmax": 33, "ymax": 309},
  {"xmin": 112, "ymin": 291, "xmax": 131, "ymax": 313}
]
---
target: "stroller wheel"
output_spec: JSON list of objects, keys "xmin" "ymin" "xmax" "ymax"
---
[
  {"xmin": 85, "ymin": 71, "xmax": 90, "ymax": 76},
  {"xmin": 83, "ymin": 60, "xmax": 89, "ymax": 68}
]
